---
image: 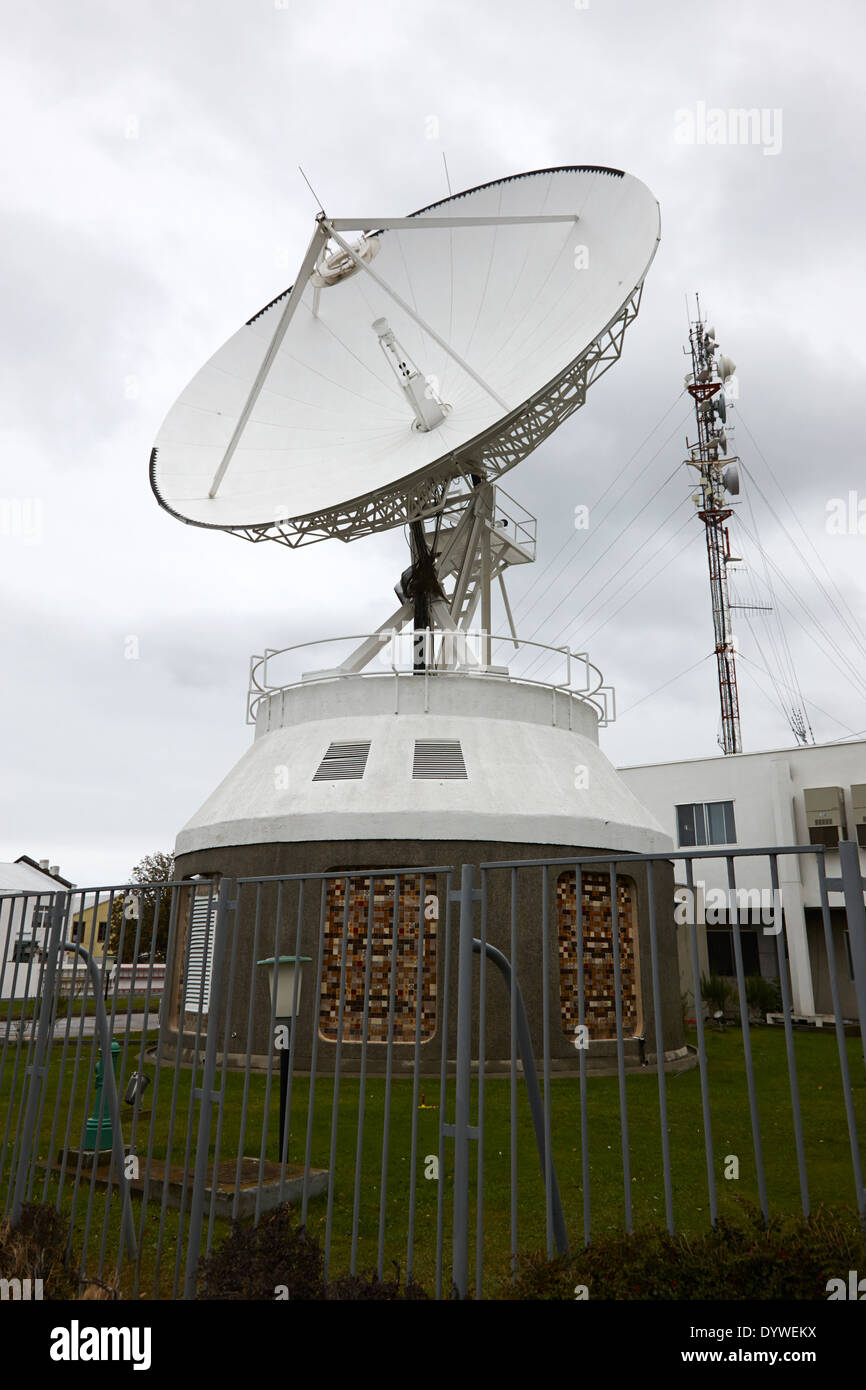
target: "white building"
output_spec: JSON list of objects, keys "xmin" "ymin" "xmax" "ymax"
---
[
  {"xmin": 0, "ymin": 857, "xmax": 71, "ymax": 1000},
  {"xmin": 619, "ymin": 738, "xmax": 866, "ymax": 1021}
]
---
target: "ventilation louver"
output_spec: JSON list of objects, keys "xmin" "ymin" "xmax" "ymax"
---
[
  {"xmin": 183, "ymin": 890, "xmax": 217, "ymax": 1015},
  {"xmin": 413, "ymin": 739, "xmax": 467, "ymax": 779},
  {"xmin": 313, "ymin": 741, "xmax": 371, "ymax": 781}
]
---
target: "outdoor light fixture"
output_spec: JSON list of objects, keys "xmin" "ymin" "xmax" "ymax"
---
[{"xmin": 257, "ymin": 956, "xmax": 311, "ymax": 1160}]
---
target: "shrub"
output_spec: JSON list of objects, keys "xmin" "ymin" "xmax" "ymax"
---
[
  {"xmin": 196, "ymin": 1205, "xmax": 433, "ymax": 1300},
  {"xmin": 745, "ymin": 973, "xmax": 783, "ymax": 1019},
  {"xmin": 501, "ymin": 1203, "xmax": 866, "ymax": 1300},
  {"xmin": 0, "ymin": 1203, "xmax": 80, "ymax": 1299},
  {"xmin": 196, "ymin": 1204, "xmax": 326, "ymax": 1300},
  {"xmin": 700, "ymin": 972, "xmax": 732, "ymax": 1017}
]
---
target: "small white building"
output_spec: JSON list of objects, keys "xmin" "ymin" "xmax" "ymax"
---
[
  {"xmin": 0, "ymin": 857, "xmax": 72, "ymax": 1000},
  {"xmin": 618, "ymin": 739, "xmax": 866, "ymax": 1021}
]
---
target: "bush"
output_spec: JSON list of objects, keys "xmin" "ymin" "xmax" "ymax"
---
[
  {"xmin": 501, "ymin": 1203, "xmax": 866, "ymax": 1300},
  {"xmin": 700, "ymin": 972, "xmax": 732, "ymax": 1017},
  {"xmin": 196, "ymin": 1204, "xmax": 326, "ymax": 1300},
  {"xmin": 196, "ymin": 1204, "xmax": 431, "ymax": 1300},
  {"xmin": 745, "ymin": 973, "xmax": 783, "ymax": 1019},
  {"xmin": 0, "ymin": 1204, "xmax": 82, "ymax": 1299}
]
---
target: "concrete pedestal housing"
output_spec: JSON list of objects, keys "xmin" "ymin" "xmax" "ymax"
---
[{"xmin": 170, "ymin": 673, "xmax": 686, "ymax": 1073}]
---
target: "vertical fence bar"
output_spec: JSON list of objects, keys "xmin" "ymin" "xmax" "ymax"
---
[
  {"xmin": 323, "ymin": 876, "xmax": 353, "ymax": 1283},
  {"xmin": 509, "ymin": 868, "xmax": 518, "ymax": 1273},
  {"xmin": 434, "ymin": 872, "xmax": 452, "ymax": 1301},
  {"xmin": 816, "ymin": 855, "xmax": 865, "ymax": 1217},
  {"xmin": 541, "ymin": 864, "xmax": 554, "ymax": 1258},
  {"xmin": 576, "ymin": 865, "xmax": 591, "ymax": 1247},
  {"xmin": 232, "ymin": 882, "xmax": 263, "ymax": 1222},
  {"xmin": 255, "ymin": 880, "xmax": 284, "ymax": 1225},
  {"xmin": 451, "ymin": 862, "xmax": 476, "ymax": 1300},
  {"xmin": 6, "ymin": 899, "xmax": 56, "ymax": 1222},
  {"xmin": 182, "ymin": 876, "xmax": 233, "ymax": 1299},
  {"xmin": 206, "ymin": 875, "xmax": 242, "ymax": 1261},
  {"xmin": 171, "ymin": 879, "xmax": 218, "ymax": 1297},
  {"xmin": 408, "ymin": 874, "xmax": 427, "ymax": 1286},
  {"xmin": 645, "ymin": 861, "xmax": 674, "ymax": 1234},
  {"xmin": 377, "ymin": 874, "xmax": 402, "ymax": 1280},
  {"xmin": 274, "ymin": 878, "xmax": 305, "ymax": 1209},
  {"xmin": 838, "ymin": 839, "xmax": 866, "ymax": 1075},
  {"xmin": 350, "ymin": 875, "xmax": 377, "ymax": 1274},
  {"xmin": 301, "ymin": 882, "xmax": 328, "ymax": 1227},
  {"xmin": 474, "ymin": 870, "xmax": 487, "ymax": 1297},
  {"xmin": 725, "ymin": 855, "xmax": 768, "ymax": 1222},
  {"xmin": 11, "ymin": 892, "xmax": 67, "ymax": 1224},
  {"xmin": 608, "ymin": 861, "xmax": 632, "ymax": 1233},
  {"xmin": 770, "ymin": 854, "xmax": 810, "ymax": 1218},
  {"xmin": 136, "ymin": 879, "xmax": 183, "ymax": 1300},
  {"xmin": 685, "ymin": 857, "xmax": 717, "ymax": 1226}
]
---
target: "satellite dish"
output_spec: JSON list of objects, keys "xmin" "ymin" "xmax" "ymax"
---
[
  {"xmin": 717, "ymin": 353, "xmax": 736, "ymax": 382},
  {"xmin": 721, "ymin": 463, "xmax": 740, "ymax": 495},
  {"xmin": 150, "ymin": 166, "xmax": 660, "ymax": 547},
  {"xmin": 714, "ymin": 394, "xmax": 727, "ymax": 423}
]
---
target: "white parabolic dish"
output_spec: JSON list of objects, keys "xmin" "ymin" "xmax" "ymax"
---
[{"xmin": 150, "ymin": 166, "xmax": 660, "ymax": 545}]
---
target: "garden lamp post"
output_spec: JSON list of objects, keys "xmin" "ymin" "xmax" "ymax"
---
[
  {"xmin": 257, "ymin": 956, "xmax": 310, "ymax": 1159},
  {"xmin": 83, "ymin": 1039, "xmax": 120, "ymax": 1151}
]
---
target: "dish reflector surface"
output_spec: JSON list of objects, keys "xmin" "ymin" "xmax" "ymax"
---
[{"xmin": 151, "ymin": 166, "xmax": 659, "ymax": 541}]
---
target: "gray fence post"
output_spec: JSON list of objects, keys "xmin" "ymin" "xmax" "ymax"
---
[
  {"xmin": 10, "ymin": 893, "xmax": 67, "ymax": 1224},
  {"xmin": 450, "ymin": 863, "xmax": 477, "ymax": 1299},
  {"xmin": 65, "ymin": 941, "xmax": 138, "ymax": 1263},
  {"xmin": 838, "ymin": 840, "xmax": 866, "ymax": 1070},
  {"xmin": 183, "ymin": 877, "xmax": 234, "ymax": 1299}
]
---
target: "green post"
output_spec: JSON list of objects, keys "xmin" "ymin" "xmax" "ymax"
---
[{"xmin": 84, "ymin": 1039, "xmax": 120, "ymax": 1151}]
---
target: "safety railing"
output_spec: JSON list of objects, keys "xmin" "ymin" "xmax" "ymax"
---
[{"xmin": 247, "ymin": 629, "xmax": 614, "ymax": 727}]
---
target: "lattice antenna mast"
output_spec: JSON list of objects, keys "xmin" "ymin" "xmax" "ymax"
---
[{"xmin": 684, "ymin": 297, "xmax": 743, "ymax": 754}]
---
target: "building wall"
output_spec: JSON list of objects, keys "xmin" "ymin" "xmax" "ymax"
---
[
  {"xmin": 619, "ymin": 739, "xmax": 866, "ymax": 1020},
  {"xmin": 169, "ymin": 838, "xmax": 686, "ymax": 1074},
  {"xmin": 0, "ymin": 866, "xmax": 62, "ymax": 1000},
  {"xmin": 69, "ymin": 900, "xmax": 110, "ymax": 961}
]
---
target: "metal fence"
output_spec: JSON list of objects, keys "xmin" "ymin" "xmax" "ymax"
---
[{"xmin": 1, "ymin": 841, "xmax": 864, "ymax": 1300}]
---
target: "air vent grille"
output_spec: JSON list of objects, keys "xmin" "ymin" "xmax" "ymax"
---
[
  {"xmin": 412, "ymin": 739, "xmax": 467, "ymax": 779},
  {"xmin": 313, "ymin": 741, "xmax": 371, "ymax": 781}
]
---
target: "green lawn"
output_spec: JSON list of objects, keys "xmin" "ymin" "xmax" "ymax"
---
[
  {"xmin": 2, "ymin": 1024, "xmax": 864, "ymax": 1298},
  {"xmin": 1, "ymin": 995, "xmax": 157, "ymax": 1021}
]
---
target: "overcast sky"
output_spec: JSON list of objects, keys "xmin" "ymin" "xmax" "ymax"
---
[{"xmin": 2, "ymin": 0, "xmax": 866, "ymax": 886}]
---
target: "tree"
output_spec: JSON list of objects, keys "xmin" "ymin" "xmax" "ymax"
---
[{"xmin": 107, "ymin": 852, "xmax": 175, "ymax": 963}]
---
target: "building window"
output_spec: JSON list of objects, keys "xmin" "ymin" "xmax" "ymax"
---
[
  {"xmin": 32, "ymin": 905, "xmax": 53, "ymax": 932},
  {"xmin": 676, "ymin": 800, "xmax": 736, "ymax": 847},
  {"xmin": 706, "ymin": 928, "xmax": 760, "ymax": 977},
  {"xmin": 319, "ymin": 875, "xmax": 436, "ymax": 1043},
  {"xmin": 12, "ymin": 939, "xmax": 39, "ymax": 965},
  {"xmin": 557, "ymin": 872, "xmax": 640, "ymax": 1042}
]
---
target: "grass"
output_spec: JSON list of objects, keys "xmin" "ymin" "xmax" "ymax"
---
[{"xmin": 1, "ymin": 1023, "xmax": 864, "ymax": 1298}]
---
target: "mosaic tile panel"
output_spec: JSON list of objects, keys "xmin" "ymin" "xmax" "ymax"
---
[
  {"xmin": 557, "ymin": 871, "xmax": 639, "ymax": 1041},
  {"xmin": 319, "ymin": 876, "xmax": 436, "ymax": 1043}
]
